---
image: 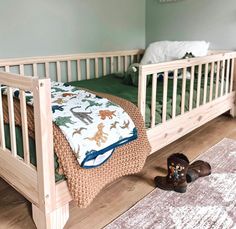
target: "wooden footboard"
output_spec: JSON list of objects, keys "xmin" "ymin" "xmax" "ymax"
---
[
  {"xmin": 138, "ymin": 52, "xmax": 236, "ymax": 153},
  {"xmin": 0, "ymin": 72, "xmax": 66, "ymax": 228}
]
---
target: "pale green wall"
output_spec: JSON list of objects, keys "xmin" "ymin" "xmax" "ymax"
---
[
  {"xmin": 3, "ymin": 0, "xmax": 234, "ymax": 59},
  {"xmin": 0, "ymin": 0, "xmax": 145, "ymax": 58},
  {"xmin": 146, "ymin": 0, "xmax": 236, "ymax": 50}
]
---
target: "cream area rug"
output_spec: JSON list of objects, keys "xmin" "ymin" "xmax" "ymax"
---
[{"xmin": 105, "ymin": 138, "xmax": 236, "ymax": 229}]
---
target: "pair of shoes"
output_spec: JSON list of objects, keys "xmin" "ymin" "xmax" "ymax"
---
[
  {"xmin": 187, "ymin": 160, "xmax": 211, "ymax": 183},
  {"xmin": 154, "ymin": 153, "xmax": 211, "ymax": 193}
]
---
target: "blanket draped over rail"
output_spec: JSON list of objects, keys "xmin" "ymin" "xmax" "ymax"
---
[
  {"xmin": 2, "ymin": 82, "xmax": 138, "ymax": 168},
  {"xmin": 2, "ymin": 91, "xmax": 150, "ymax": 207}
]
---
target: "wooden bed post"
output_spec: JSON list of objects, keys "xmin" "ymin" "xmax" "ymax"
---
[
  {"xmin": 230, "ymin": 57, "xmax": 236, "ymax": 117},
  {"xmin": 32, "ymin": 78, "xmax": 69, "ymax": 229},
  {"xmin": 138, "ymin": 65, "xmax": 147, "ymax": 122}
]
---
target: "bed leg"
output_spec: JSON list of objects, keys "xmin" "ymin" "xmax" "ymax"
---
[
  {"xmin": 32, "ymin": 203, "xmax": 69, "ymax": 229},
  {"xmin": 230, "ymin": 106, "xmax": 236, "ymax": 118},
  {"xmin": 230, "ymin": 96, "xmax": 236, "ymax": 117},
  {"xmin": 230, "ymin": 58, "xmax": 236, "ymax": 117}
]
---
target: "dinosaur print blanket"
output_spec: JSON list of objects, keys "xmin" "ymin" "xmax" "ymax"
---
[{"xmin": 1, "ymin": 82, "xmax": 137, "ymax": 168}]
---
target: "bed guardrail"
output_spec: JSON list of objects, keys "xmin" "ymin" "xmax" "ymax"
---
[
  {"xmin": 138, "ymin": 52, "xmax": 236, "ymax": 126},
  {"xmin": 0, "ymin": 49, "xmax": 144, "ymax": 82},
  {"xmin": 138, "ymin": 51, "xmax": 236, "ymax": 152}
]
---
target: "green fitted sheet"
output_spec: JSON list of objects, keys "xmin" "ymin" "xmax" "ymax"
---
[
  {"xmin": 68, "ymin": 74, "xmax": 220, "ymax": 127},
  {"xmin": 4, "ymin": 124, "xmax": 65, "ymax": 182}
]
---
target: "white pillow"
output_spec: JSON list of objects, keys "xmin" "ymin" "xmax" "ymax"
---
[{"xmin": 141, "ymin": 41, "xmax": 210, "ymax": 65}]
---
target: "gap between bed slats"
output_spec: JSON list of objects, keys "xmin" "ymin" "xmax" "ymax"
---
[
  {"xmin": 0, "ymin": 86, "xmax": 32, "ymax": 165},
  {"xmin": 0, "ymin": 85, "xmax": 5, "ymax": 150}
]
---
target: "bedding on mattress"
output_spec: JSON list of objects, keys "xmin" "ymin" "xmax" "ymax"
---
[
  {"xmin": 2, "ymin": 82, "xmax": 137, "ymax": 169},
  {"xmin": 68, "ymin": 73, "xmax": 221, "ymax": 127}
]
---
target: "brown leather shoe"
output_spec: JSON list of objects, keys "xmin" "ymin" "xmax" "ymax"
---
[
  {"xmin": 186, "ymin": 160, "xmax": 211, "ymax": 183},
  {"xmin": 154, "ymin": 153, "xmax": 189, "ymax": 193}
]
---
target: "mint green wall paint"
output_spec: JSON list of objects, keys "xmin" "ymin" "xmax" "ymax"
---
[
  {"xmin": 146, "ymin": 0, "xmax": 236, "ymax": 50},
  {"xmin": 0, "ymin": 0, "xmax": 145, "ymax": 58}
]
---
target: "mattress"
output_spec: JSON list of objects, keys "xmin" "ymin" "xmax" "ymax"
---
[{"xmin": 4, "ymin": 124, "xmax": 65, "ymax": 182}]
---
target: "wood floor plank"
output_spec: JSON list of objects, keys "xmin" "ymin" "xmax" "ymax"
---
[{"xmin": 0, "ymin": 115, "xmax": 235, "ymax": 229}]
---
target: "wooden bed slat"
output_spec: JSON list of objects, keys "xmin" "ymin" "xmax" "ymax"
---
[
  {"xmin": 220, "ymin": 60, "xmax": 225, "ymax": 96},
  {"xmin": 162, "ymin": 71, "xmax": 168, "ymax": 123},
  {"xmin": 124, "ymin": 56, "xmax": 128, "ymax": 71},
  {"xmin": 5, "ymin": 65, "xmax": 10, "ymax": 73},
  {"xmin": 189, "ymin": 66, "xmax": 195, "ymax": 111},
  {"xmin": 33, "ymin": 63, "xmax": 37, "ymax": 76},
  {"xmin": 86, "ymin": 59, "xmax": 90, "ymax": 80},
  {"xmin": 56, "ymin": 61, "xmax": 61, "ymax": 82},
  {"xmin": 118, "ymin": 56, "xmax": 121, "ymax": 72},
  {"xmin": 67, "ymin": 61, "xmax": 72, "ymax": 82},
  {"xmin": 230, "ymin": 59, "xmax": 235, "ymax": 92},
  {"xmin": 209, "ymin": 62, "xmax": 215, "ymax": 102},
  {"xmin": 77, "ymin": 60, "xmax": 81, "ymax": 81},
  {"xmin": 110, "ymin": 57, "xmax": 114, "ymax": 74},
  {"xmin": 45, "ymin": 62, "xmax": 50, "ymax": 79},
  {"xmin": 215, "ymin": 61, "xmax": 220, "ymax": 99},
  {"xmin": 172, "ymin": 69, "xmax": 178, "ymax": 118},
  {"xmin": 20, "ymin": 65, "xmax": 24, "ymax": 76},
  {"xmin": 103, "ymin": 58, "xmax": 106, "ymax": 76},
  {"xmin": 203, "ymin": 63, "xmax": 209, "ymax": 105},
  {"xmin": 19, "ymin": 90, "xmax": 30, "ymax": 164},
  {"xmin": 225, "ymin": 59, "xmax": 230, "ymax": 94},
  {"xmin": 181, "ymin": 68, "xmax": 187, "ymax": 114},
  {"xmin": 95, "ymin": 58, "xmax": 99, "ymax": 78},
  {"xmin": 138, "ymin": 70, "xmax": 147, "ymax": 122},
  {"xmin": 196, "ymin": 65, "xmax": 202, "ymax": 108},
  {"xmin": 0, "ymin": 85, "xmax": 5, "ymax": 150},
  {"xmin": 7, "ymin": 87, "xmax": 17, "ymax": 157},
  {"xmin": 151, "ymin": 74, "xmax": 157, "ymax": 128}
]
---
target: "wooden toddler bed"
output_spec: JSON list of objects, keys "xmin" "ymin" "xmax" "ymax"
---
[{"xmin": 0, "ymin": 49, "xmax": 236, "ymax": 228}]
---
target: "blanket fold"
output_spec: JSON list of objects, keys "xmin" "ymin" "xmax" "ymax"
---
[
  {"xmin": 2, "ymin": 82, "xmax": 138, "ymax": 168},
  {"xmin": 2, "ymin": 90, "xmax": 151, "ymax": 207}
]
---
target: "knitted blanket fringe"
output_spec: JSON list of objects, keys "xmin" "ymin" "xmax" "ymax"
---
[{"xmin": 3, "ymin": 92, "xmax": 151, "ymax": 207}]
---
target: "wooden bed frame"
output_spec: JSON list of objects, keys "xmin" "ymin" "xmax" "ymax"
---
[{"xmin": 0, "ymin": 49, "xmax": 236, "ymax": 228}]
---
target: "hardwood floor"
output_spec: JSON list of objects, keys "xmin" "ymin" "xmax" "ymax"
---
[{"xmin": 1, "ymin": 115, "xmax": 236, "ymax": 229}]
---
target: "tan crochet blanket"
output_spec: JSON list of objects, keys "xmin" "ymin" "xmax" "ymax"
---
[{"xmin": 2, "ymin": 92, "xmax": 151, "ymax": 207}]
